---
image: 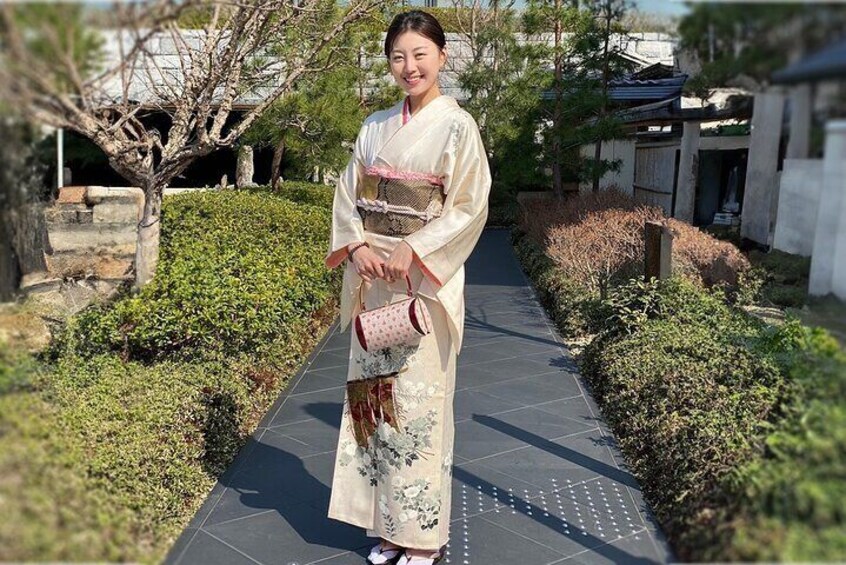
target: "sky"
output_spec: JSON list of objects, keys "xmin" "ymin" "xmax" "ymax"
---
[{"xmin": 634, "ymin": 0, "xmax": 690, "ymax": 16}]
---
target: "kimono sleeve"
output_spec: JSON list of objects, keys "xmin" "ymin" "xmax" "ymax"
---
[
  {"xmin": 325, "ymin": 122, "xmax": 368, "ymax": 269},
  {"xmin": 403, "ymin": 115, "xmax": 491, "ymax": 288}
]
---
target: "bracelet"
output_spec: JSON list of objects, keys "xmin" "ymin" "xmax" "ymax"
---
[{"xmin": 347, "ymin": 241, "xmax": 369, "ymax": 261}]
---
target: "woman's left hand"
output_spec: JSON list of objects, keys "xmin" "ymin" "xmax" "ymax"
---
[{"xmin": 382, "ymin": 241, "xmax": 414, "ymax": 283}]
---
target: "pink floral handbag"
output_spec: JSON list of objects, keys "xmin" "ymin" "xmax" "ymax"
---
[{"xmin": 353, "ymin": 275, "xmax": 433, "ymax": 352}]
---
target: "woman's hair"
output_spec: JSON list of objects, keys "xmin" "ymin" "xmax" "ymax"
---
[{"xmin": 384, "ymin": 10, "xmax": 446, "ymax": 58}]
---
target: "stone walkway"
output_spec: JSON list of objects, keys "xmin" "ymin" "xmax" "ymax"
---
[{"xmin": 165, "ymin": 229, "xmax": 673, "ymax": 565}]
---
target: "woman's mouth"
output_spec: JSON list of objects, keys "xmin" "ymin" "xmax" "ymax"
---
[{"xmin": 405, "ymin": 75, "xmax": 422, "ymax": 86}]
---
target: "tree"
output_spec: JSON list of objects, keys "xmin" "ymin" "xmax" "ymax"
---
[
  {"xmin": 453, "ymin": 0, "xmax": 547, "ymax": 197},
  {"xmin": 0, "ymin": 122, "xmax": 51, "ymax": 300},
  {"xmin": 243, "ymin": 8, "xmax": 401, "ymax": 188},
  {"xmin": 587, "ymin": 0, "xmax": 629, "ymax": 192},
  {"xmin": 0, "ymin": 0, "xmax": 388, "ymax": 290},
  {"xmin": 678, "ymin": 3, "xmax": 846, "ymax": 98},
  {"xmin": 521, "ymin": 0, "xmax": 627, "ymax": 197}
]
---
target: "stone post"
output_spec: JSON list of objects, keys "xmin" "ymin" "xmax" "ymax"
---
[
  {"xmin": 741, "ymin": 91, "xmax": 785, "ymax": 245},
  {"xmin": 810, "ymin": 120, "xmax": 846, "ymax": 298},
  {"xmin": 672, "ymin": 121, "xmax": 701, "ymax": 223},
  {"xmin": 236, "ymin": 145, "xmax": 255, "ymax": 188},
  {"xmin": 786, "ymin": 84, "xmax": 812, "ymax": 160}
]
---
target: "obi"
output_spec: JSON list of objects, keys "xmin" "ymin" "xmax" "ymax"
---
[{"xmin": 356, "ymin": 165, "xmax": 446, "ymax": 237}]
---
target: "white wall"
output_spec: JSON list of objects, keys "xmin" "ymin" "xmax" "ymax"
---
[
  {"xmin": 809, "ymin": 120, "xmax": 846, "ymax": 299},
  {"xmin": 773, "ymin": 159, "xmax": 824, "ymax": 257}
]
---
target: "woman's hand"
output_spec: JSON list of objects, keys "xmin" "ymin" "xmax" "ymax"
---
[
  {"xmin": 349, "ymin": 243, "xmax": 384, "ymax": 283},
  {"xmin": 382, "ymin": 241, "xmax": 414, "ymax": 283}
]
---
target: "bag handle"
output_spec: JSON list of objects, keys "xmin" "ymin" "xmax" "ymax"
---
[{"xmin": 359, "ymin": 274, "xmax": 413, "ymax": 312}]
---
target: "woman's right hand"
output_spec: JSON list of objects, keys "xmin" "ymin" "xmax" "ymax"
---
[{"xmin": 349, "ymin": 244, "xmax": 384, "ymax": 283}]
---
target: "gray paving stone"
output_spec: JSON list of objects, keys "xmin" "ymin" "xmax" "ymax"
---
[
  {"xmin": 479, "ymin": 489, "xmax": 647, "ymax": 560},
  {"xmin": 201, "ymin": 444, "xmax": 336, "ymax": 527},
  {"xmin": 171, "ymin": 530, "xmax": 260, "ymax": 565},
  {"xmin": 292, "ymin": 368, "xmax": 346, "ymax": 396},
  {"xmin": 451, "ymin": 461, "xmax": 543, "ymax": 520},
  {"xmin": 476, "ymin": 372, "xmax": 583, "ymax": 407},
  {"xmin": 441, "ymin": 514, "xmax": 563, "ymax": 565},
  {"xmin": 453, "ymin": 388, "xmax": 524, "ymax": 422},
  {"xmin": 203, "ymin": 501, "xmax": 370, "ymax": 565},
  {"xmin": 267, "ymin": 386, "xmax": 344, "ymax": 428},
  {"xmin": 468, "ymin": 427, "xmax": 632, "ymax": 490},
  {"xmin": 275, "ymin": 415, "xmax": 342, "ymax": 454},
  {"xmin": 307, "ymin": 349, "xmax": 351, "ymax": 372},
  {"xmin": 552, "ymin": 530, "xmax": 666, "ymax": 564},
  {"xmin": 532, "ymin": 395, "xmax": 605, "ymax": 430}
]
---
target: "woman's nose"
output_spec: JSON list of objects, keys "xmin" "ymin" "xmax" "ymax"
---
[{"xmin": 403, "ymin": 59, "xmax": 417, "ymax": 74}]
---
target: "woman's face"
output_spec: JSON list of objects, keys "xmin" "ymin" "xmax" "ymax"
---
[{"xmin": 388, "ymin": 30, "xmax": 446, "ymax": 98}]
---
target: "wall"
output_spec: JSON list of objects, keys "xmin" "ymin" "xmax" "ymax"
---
[
  {"xmin": 579, "ymin": 139, "xmax": 637, "ymax": 194},
  {"xmin": 21, "ymin": 186, "xmax": 143, "ymax": 301},
  {"xmin": 773, "ymin": 159, "xmax": 823, "ymax": 257}
]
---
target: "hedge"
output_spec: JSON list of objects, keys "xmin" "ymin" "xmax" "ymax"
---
[
  {"xmin": 581, "ymin": 278, "xmax": 846, "ymax": 561},
  {"xmin": 516, "ymin": 189, "xmax": 752, "ymax": 336},
  {"xmin": 512, "ymin": 188, "xmax": 845, "ymax": 561},
  {"xmin": 60, "ymin": 189, "xmax": 339, "ymax": 362},
  {"xmin": 3, "ymin": 186, "xmax": 340, "ymax": 562}
]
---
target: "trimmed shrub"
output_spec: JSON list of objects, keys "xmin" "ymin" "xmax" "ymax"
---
[
  {"xmin": 3, "ymin": 187, "xmax": 342, "ymax": 562},
  {"xmin": 582, "ymin": 277, "xmax": 846, "ymax": 562},
  {"xmin": 60, "ymin": 190, "xmax": 339, "ymax": 362},
  {"xmin": 515, "ymin": 189, "xmax": 751, "ymax": 336},
  {"xmin": 512, "ymin": 230, "xmax": 607, "ymax": 337}
]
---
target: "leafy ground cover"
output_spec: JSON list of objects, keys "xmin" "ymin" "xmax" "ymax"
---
[{"xmin": 0, "ymin": 184, "xmax": 340, "ymax": 563}]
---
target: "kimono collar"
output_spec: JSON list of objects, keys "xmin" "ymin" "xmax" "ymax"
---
[{"xmin": 401, "ymin": 94, "xmax": 456, "ymax": 125}]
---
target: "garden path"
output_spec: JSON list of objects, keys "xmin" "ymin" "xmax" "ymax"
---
[{"xmin": 165, "ymin": 229, "xmax": 672, "ymax": 565}]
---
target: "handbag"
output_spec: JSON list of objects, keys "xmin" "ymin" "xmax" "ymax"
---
[{"xmin": 353, "ymin": 274, "xmax": 432, "ymax": 352}]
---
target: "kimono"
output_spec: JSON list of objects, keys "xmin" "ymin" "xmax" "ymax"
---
[{"xmin": 324, "ymin": 94, "xmax": 491, "ymax": 549}]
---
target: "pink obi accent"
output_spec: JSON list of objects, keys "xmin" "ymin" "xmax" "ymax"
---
[{"xmin": 363, "ymin": 165, "xmax": 444, "ymax": 187}]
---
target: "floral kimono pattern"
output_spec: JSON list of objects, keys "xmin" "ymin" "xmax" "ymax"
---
[{"xmin": 325, "ymin": 95, "xmax": 491, "ymax": 549}]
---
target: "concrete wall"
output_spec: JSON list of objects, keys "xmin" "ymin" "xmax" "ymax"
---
[
  {"xmin": 742, "ymin": 92, "xmax": 786, "ymax": 245},
  {"xmin": 809, "ymin": 121, "xmax": 846, "ymax": 299},
  {"xmin": 773, "ymin": 159, "xmax": 823, "ymax": 257}
]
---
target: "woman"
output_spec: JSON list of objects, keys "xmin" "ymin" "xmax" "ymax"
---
[{"xmin": 325, "ymin": 10, "xmax": 491, "ymax": 565}]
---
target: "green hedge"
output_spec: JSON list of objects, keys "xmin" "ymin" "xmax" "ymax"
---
[
  {"xmin": 60, "ymin": 190, "xmax": 339, "ymax": 362},
  {"xmin": 581, "ymin": 277, "xmax": 846, "ymax": 562},
  {"xmin": 247, "ymin": 181, "xmax": 335, "ymax": 210},
  {"xmin": 3, "ymin": 188, "xmax": 341, "ymax": 562},
  {"xmin": 513, "ymin": 223, "xmax": 846, "ymax": 562}
]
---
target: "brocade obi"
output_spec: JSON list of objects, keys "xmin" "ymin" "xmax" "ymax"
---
[{"xmin": 356, "ymin": 166, "xmax": 446, "ymax": 237}]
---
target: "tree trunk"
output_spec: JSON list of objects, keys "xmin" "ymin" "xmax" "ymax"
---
[
  {"xmin": 270, "ymin": 135, "xmax": 286, "ymax": 191},
  {"xmin": 592, "ymin": 2, "xmax": 613, "ymax": 193},
  {"xmin": 0, "ymin": 217, "xmax": 20, "ymax": 301},
  {"xmin": 133, "ymin": 185, "xmax": 162, "ymax": 291},
  {"xmin": 552, "ymin": 0, "xmax": 564, "ymax": 200}
]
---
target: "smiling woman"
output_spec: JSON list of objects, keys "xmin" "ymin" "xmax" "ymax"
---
[{"xmin": 323, "ymin": 10, "xmax": 491, "ymax": 565}]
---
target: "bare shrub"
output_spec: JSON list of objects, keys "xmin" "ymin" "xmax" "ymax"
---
[{"xmin": 518, "ymin": 188, "xmax": 751, "ymax": 296}]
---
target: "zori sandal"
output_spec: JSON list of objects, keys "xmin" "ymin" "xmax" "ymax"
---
[
  {"xmin": 395, "ymin": 550, "xmax": 443, "ymax": 565},
  {"xmin": 367, "ymin": 542, "xmax": 403, "ymax": 565}
]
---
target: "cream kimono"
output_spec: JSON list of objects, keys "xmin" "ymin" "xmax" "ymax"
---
[{"xmin": 324, "ymin": 95, "xmax": 491, "ymax": 549}]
